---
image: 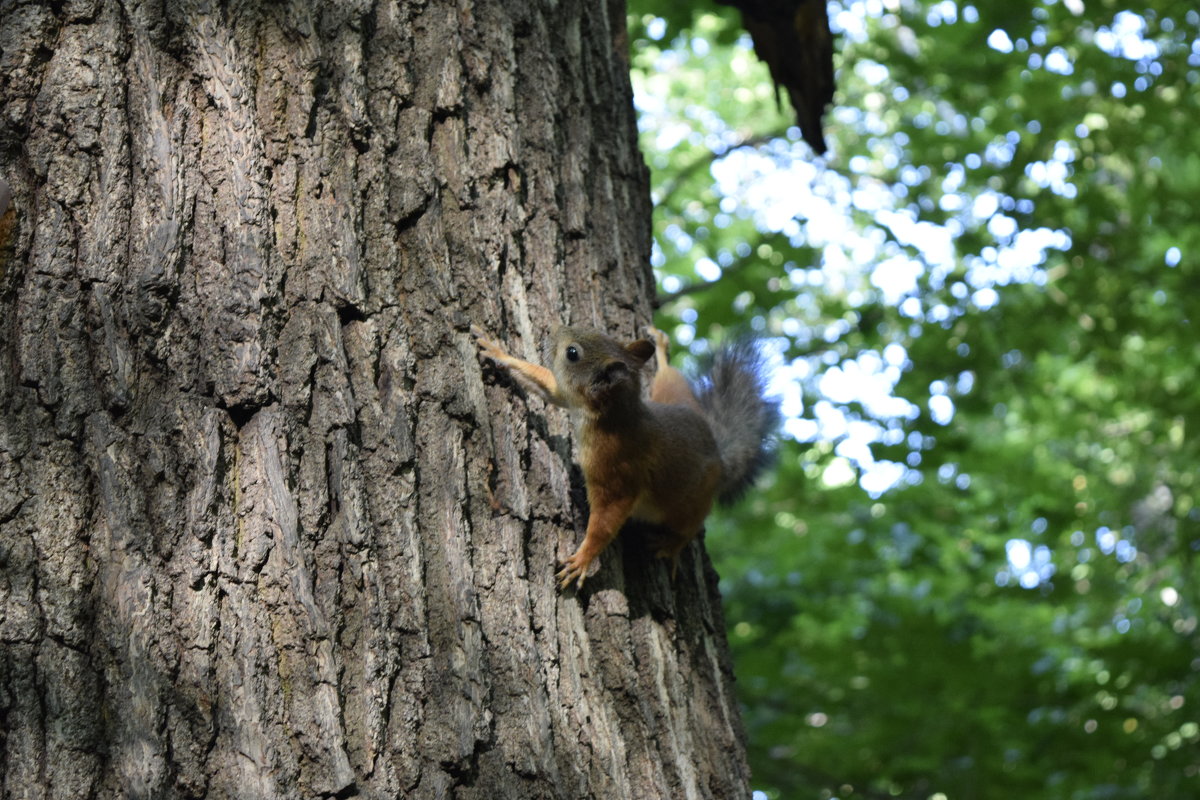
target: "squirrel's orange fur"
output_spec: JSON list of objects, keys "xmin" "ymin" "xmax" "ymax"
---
[{"xmin": 475, "ymin": 324, "xmax": 776, "ymax": 589}]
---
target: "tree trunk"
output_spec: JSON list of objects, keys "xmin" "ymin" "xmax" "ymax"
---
[{"xmin": 0, "ymin": 2, "xmax": 750, "ymax": 798}]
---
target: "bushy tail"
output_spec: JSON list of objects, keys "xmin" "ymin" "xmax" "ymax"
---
[{"xmin": 695, "ymin": 338, "xmax": 781, "ymax": 505}]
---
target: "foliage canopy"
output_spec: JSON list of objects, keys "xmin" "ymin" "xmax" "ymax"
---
[{"xmin": 627, "ymin": 1, "xmax": 1200, "ymax": 797}]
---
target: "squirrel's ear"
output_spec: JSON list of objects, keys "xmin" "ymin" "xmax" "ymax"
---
[{"xmin": 624, "ymin": 339, "xmax": 655, "ymax": 364}]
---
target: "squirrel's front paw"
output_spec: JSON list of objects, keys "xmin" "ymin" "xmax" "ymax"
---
[
  {"xmin": 556, "ymin": 549, "xmax": 594, "ymax": 590},
  {"xmin": 471, "ymin": 325, "xmax": 509, "ymax": 364}
]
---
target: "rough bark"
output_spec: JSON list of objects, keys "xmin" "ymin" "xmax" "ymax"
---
[{"xmin": 0, "ymin": 1, "xmax": 750, "ymax": 798}]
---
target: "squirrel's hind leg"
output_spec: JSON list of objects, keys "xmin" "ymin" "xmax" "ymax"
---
[
  {"xmin": 647, "ymin": 326, "xmax": 702, "ymax": 412},
  {"xmin": 652, "ymin": 524, "xmax": 706, "ymax": 583}
]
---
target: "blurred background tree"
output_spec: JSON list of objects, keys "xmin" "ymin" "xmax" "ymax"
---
[{"xmin": 626, "ymin": 1, "xmax": 1200, "ymax": 797}]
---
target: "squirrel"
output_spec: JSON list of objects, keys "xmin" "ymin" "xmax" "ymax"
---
[{"xmin": 474, "ymin": 323, "xmax": 779, "ymax": 589}]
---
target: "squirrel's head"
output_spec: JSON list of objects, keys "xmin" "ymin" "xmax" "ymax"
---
[{"xmin": 551, "ymin": 326, "xmax": 654, "ymax": 412}]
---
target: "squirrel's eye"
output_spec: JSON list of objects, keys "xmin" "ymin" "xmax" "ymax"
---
[{"xmin": 565, "ymin": 345, "xmax": 580, "ymax": 362}]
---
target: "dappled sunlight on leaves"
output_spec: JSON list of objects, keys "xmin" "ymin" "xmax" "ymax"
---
[{"xmin": 629, "ymin": 0, "xmax": 1200, "ymax": 797}]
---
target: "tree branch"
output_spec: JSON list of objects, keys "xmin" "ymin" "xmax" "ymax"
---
[
  {"xmin": 654, "ymin": 257, "xmax": 757, "ymax": 307},
  {"xmin": 655, "ymin": 130, "xmax": 789, "ymax": 209}
]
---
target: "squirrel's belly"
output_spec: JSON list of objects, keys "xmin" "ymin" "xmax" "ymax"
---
[{"xmin": 630, "ymin": 491, "xmax": 665, "ymax": 524}]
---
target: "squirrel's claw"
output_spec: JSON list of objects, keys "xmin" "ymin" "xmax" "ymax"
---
[
  {"xmin": 653, "ymin": 546, "xmax": 682, "ymax": 583},
  {"xmin": 556, "ymin": 550, "xmax": 592, "ymax": 590},
  {"xmin": 555, "ymin": 567, "xmax": 581, "ymax": 591},
  {"xmin": 470, "ymin": 324, "xmax": 491, "ymax": 346},
  {"xmin": 471, "ymin": 325, "xmax": 509, "ymax": 363}
]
